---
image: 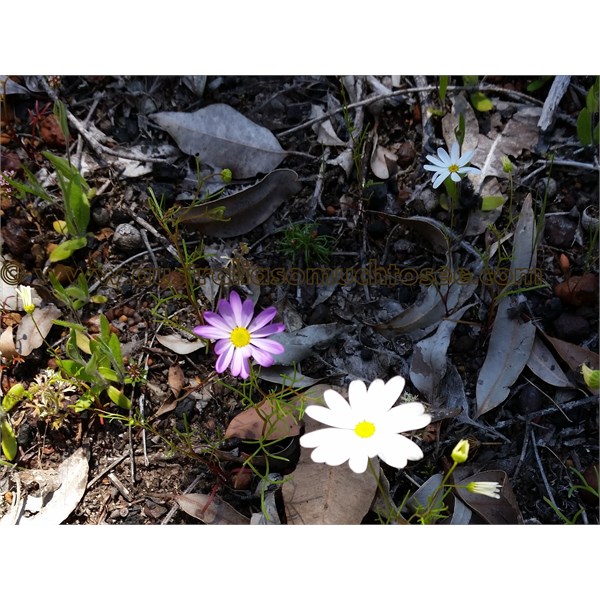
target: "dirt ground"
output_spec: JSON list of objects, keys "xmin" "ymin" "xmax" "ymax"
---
[{"xmin": 0, "ymin": 75, "xmax": 598, "ymax": 525}]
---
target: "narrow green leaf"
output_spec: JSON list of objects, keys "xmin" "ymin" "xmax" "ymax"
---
[
  {"xmin": 577, "ymin": 108, "xmax": 592, "ymax": 146},
  {"xmin": 2, "ymin": 383, "xmax": 26, "ymax": 411},
  {"xmin": 1, "ymin": 419, "xmax": 17, "ymax": 461},
  {"xmin": 462, "ymin": 75, "xmax": 479, "ymax": 87},
  {"xmin": 481, "ymin": 196, "xmax": 506, "ymax": 211},
  {"xmin": 586, "ymin": 77, "xmax": 599, "ymax": 114},
  {"xmin": 439, "ymin": 75, "xmax": 449, "ymax": 102},
  {"xmin": 526, "ymin": 76, "xmax": 551, "ymax": 92},
  {"xmin": 53, "ymin": 100, "xmax": 70, "ymax": 141}
]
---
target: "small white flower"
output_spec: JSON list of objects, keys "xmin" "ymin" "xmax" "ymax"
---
[
  {"xmin": 16, "ymin": 285, "xmax": 35, "ymax": 314},
  {"xmin": 424, "ymin": 141, "xmax": 480, "ymax": 188},
  {"xmin": 466, "ymin": 481, "xmax": 502, "ymax": 499},
  {"xmin": 300, "ymin": 376, "xmax": 431, "ymax": 474}
]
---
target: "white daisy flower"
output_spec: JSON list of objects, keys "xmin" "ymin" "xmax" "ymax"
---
[
  {"xmin": 423, "ymin": 141, "xmax": 480, "ymax": 188},
  {"xmin": 466, "ymin": 481, "xmax": 502, "ymax": 499},
  {"xmin": 16, "ymin": 285, "xmax": 36, "ymax": 314},
  {"xmin": 300, "ymin": 376, "xmax": 431, "ymax": 474}
]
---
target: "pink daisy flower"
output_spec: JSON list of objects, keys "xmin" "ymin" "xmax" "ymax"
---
[{"xmin": 194, "ymin": 291, "xmax": 285, "ymax": 379}]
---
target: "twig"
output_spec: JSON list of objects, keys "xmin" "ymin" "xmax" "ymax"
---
[
  {"xmin": 120, "ymin": 205, "xmax": 179, "ymax": 260},
  {"xmin": 306, "ymin": 147, "xmax": 330, "ymax": 219},
  {"xmin": 86, "ymin": 453, "xmax": 129, "ymax": 490},
  {"xmin": 530, "ymin": 427, "xmax": 557, "ymax": 507},
  {"xmin": 538, "ymin": 76, "xmax": 572, "ymax": 133},
  {"xmin": 512, "ymin": 420, "xmax": 531, "ymax": 482},
  {"xmin": 494, "ymin": 396, "xmax": 598, "ymax": 429},
  {"xmin": 107, "ymin": 472, "xmax": 132, "ymax": 502},
  {"xmin": 160, "ymin": 473, "xmax": 204, "ymax": 525},
  {"xmin": 277, "ymin": 84, "xmax": 544, "ymax": 138}
]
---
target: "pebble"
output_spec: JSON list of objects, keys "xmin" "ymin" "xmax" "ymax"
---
[
  {"xmin": 552, "ymin": 313, "xmax": 590, "ymax": 342},
  {"xmin": 518, "ymin": 384, "xmax": 545, "ymax": 414},
  {"xmin": 545, "ymin": 214, "xmax": 577, "ymax": 249},
  {"xmin": 113, "ymin": 223, "xmax": 144, "ymax": 252}
]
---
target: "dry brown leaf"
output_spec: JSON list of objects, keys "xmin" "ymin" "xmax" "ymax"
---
[
  {"xmin": 536, "ymin": 328, "xmax": 599, "ymax": 371},
  {"xmin": 282, "ymin": 384, "xmax": 379, "ymax": 524},
  {"xmin": 454, "ymin": 470, "xmax": 523, "ymax": 524},
  {"xmin": 225, "ymin": 398, "xmax": 301, "ymax": 441},
  {"xmin": 527, "ymin": 336, "xmax": 575, "ymax": 388},
  {"xmin": 156, "ymin": 333, "xmax": 205, "ymax": 355},
  {"xmin": 0, "ymin": 326, "xmax": 17, "ymax": 361},
  {"xmin": 178, "ymin": 169, "xmax": 301, "ymax": 238},
  {"xmin": 173, "ymin": 493, "xmax": 249, "ymax": 524},
  {"xmin": 167, "ymin": 364, "xmax": 185, "ymax": 397}
]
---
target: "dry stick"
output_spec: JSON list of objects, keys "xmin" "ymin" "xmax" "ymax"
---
[
  {"xmin": 160, "ymin": 473, "xmax": 204, "ymax": 525},
  {"xmin": 494, "ymin": 396, "xmax": 597, "ymax": 429},
  {"xmin": 277, "ymin": 84, "xmax": 544, "ymax": 139},
  {"xmin": 121, "ymin": 205, "xmax": 179, "ymax": 260},
  {"xmin": 512, "ymin": 420, "xmax": 531, "ymax": 482},
  {"xmin": 87, "ymin": 453, "xmax": 129, "ymax": 490},
  {"xmin": 306, "ymin": 147, "xmax": 330, "ymax": 220},
  {"xmin": 530, "ymin": 427, "xmax": 557, "ymax": 508}
]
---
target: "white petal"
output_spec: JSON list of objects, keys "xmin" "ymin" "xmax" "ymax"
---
[
  {"xmin": 450, "ymin": 172, "xmax": 462, "ymax": 182},
  {"xmin": 377, "ymin": 376, "xmax": 405, "ymax": 412},
  {"xmin": 449, "ymin": 142, "xmax": 460, "ymax": 162},
  {"xmin": 305, "ymin": 405, "xmax": 356, "ymax": 429},
  {"xmin": 382, "ymin": 402, "xmax": 431, "ymax": 434},
  {"xmin": 323, "ymin": 389, "xmax": 352, "ymax": 413},
  {"xmin": 348, "ymin": 380, "xmax": 368, "ymax": 413},
  {"xmin": 458, "ymin": 148, "xmax": 474, "ymax": 165},
  {"xmin": 432, "ymin": 171, "xmax": 450, "ymax": 188},
  {"xmin": 377, "ymin": 434, "xmax": 424, "ymax": 469},
  {"xmin": 347, "ymin": 452, "xmax": 370, "ymax": 473},
  {"xmin": 426, "ymin": 154, "xmax": 448, "ymax": 168},
  {"xmin": 437, "ymin": 147, "xmax": 451, "ymax": 164},
  {"xmin": 458, "ymin": 165, "xmax": 480, "ymax": 175}
]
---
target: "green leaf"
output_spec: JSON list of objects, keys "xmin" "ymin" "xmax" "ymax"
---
[
  {"xmin": 99, "ymin": 367, "xmax": 120, "ymax": 382},
  {"xmin": 91, "ymin": 294, "xmax": 108, "ymax": 304},
  {"xmin": 49, "ymin": 236, "xmax": 87, "ymax": 262},
  {"xmin": 481, "ymin": 196, "xmax": 507, "ymax": 211},
  {"xmin": 577, "ymin": 108, "xmax": 593, "ymax": 146},
  {"xmin": 2, "ymin": 383, "xmax": 26, "ymax": 412},
  {"xmin": 526, "ymin": 76, "xmax": 552, "ymax": 92},
  {"xmin": 586, "ymin": 77, "xmax": 599, "ymax": 114},
  {"xmin": 439, "ymin": 75, "xmax": 449, "ymax": 102},
  {"xmin": 462, "ymin": 75, "xmax": 479, "ymax": 87},
  {"xmin": 470, "ymin": 91, "xmax": 494, "ymax": 112},
  {"xmin": 454, "ymin": 113, "xmax": 466, "ymax": 148},
  {"xmin": 1, "ymin": 418, "xmax": 17, "ymax": 461},
  {"xmin": 52, "ymin": 319, "xmax": 87, "ymax": 331},
  {"xmin": 64, "ymin": 179, "xmax": 90, "ymax": 236},
  {"xmin": 107, "ymin": 386, "xmax": 131, "ymax": 410},
  {"xmin": 53, "ymin": 100, "xmax": 70, "ymax": 141}
]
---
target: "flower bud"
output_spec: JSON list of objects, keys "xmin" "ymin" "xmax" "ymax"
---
[
  {"xmin": 451, "ymin": 439, "xmax": 470, "ymax": 464},
  {"xmin": 581, "ymin": 363, "xmax": 599, "ymax": 389},
  {"xmin": 501, "ymin": 155, "xmax": 513, "ymax": 173},
  {"xmin": 221, "ymin": 168, "xmax": 232, "ymax": 183}
]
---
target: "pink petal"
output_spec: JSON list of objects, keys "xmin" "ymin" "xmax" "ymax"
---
[
  {"xmin": 250, "ymin": 345, "xmax": 275, "ymax": 367},
  {"xmin": 215, "ymin": 344, "xmax": 235, "ymax": 373},
  {"xmin": 214, "ymin": 339, "xmax": 233, "ymax": 354},
  {"xmin": 248, "ymin": 306, "xmax": 277, "ymax": 332},
  {"xmin": 250, "ymin": 323, "xmax": 285, "ymax": 338},
  {"xmin": 251, "ymin": 337, "xmax": 284, "ymax": 355},
  {"xmin": 194, "ymin": 325, "xmax": 230, "ymax": 340},
  {"xmin": 228, "ymin": 291, "xmax": 244, "ymax": 325}
]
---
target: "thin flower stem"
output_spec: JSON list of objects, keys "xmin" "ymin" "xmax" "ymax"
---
[{"xmin": 367, "ymin": 458, "xmax": 395, "ymax": 519}]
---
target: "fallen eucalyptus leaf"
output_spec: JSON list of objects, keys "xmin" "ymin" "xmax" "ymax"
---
[
  {"xmin": 536, "ymin": 328, "xmax": 599, "ymax": 371},
  {"xmin": 370, "ymin": 135, "xmax": 398, "ymax": 180},
  {"xmin": 150, "ymin": 103, "xmax": 288, "ymax": 178},
  {"xmin": 270, "ymin": 323, "xmax": 352, "ymax": 366},
  {"xmin": 178, "ymin": 169, "xmax": 301, "ymax": 238},
  {"xmin": 167, "ymin": 364, "xmax": 186, "ymax": 397},
  {"xmin": 156, "ymin": 333, "xmax": 205, "ymax": 355},
  {"xmin": 258, "ymin": 366, "xmax": 323, "ymax": 388},
  {"xmin": 454, "ymin": 470, "xmax": 523, "ymax": 524},
  {"xmin": 173, "ymin": 492, "xmax": 250, "ymax": 524},
  {"xmin": 310, "ymin": 104, "xmax": 347, "ymax": 147},
  {"xmin": 16, "ymin": 304, "xmax": 62, "ymax": 357},
  {"xmin": 476, "ymin": 195, "xmax": 539, "ymax": 418},
  {"xmin": 0, "ymin": 326, "xmax": 17, "ymax": 361},
  {"xmin": 225, "ymin": 398, "xmax": 301, "ymax": 441},
  {"xmin": 409, "ymin": 303, "xmax": 474, "ymax": 404},
  {"xmin": 14, "ymin": 447, "xmax": 89, "ymax": 525},
  {"xmin": 527, "ymin": 336, "xmax": 575, "ymax": 388}
]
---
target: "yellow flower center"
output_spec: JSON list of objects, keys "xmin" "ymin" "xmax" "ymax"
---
[
  {"xmin": 230, "ymin": 327, "xmax": 251, "ymax": 348},
  {"xmin": 354, "ymin": 420, "xmax": 376, "ymax": 438},
  {"xmin": 448, "ymin": 164, "xmax": 459, "ymax": 173}
]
